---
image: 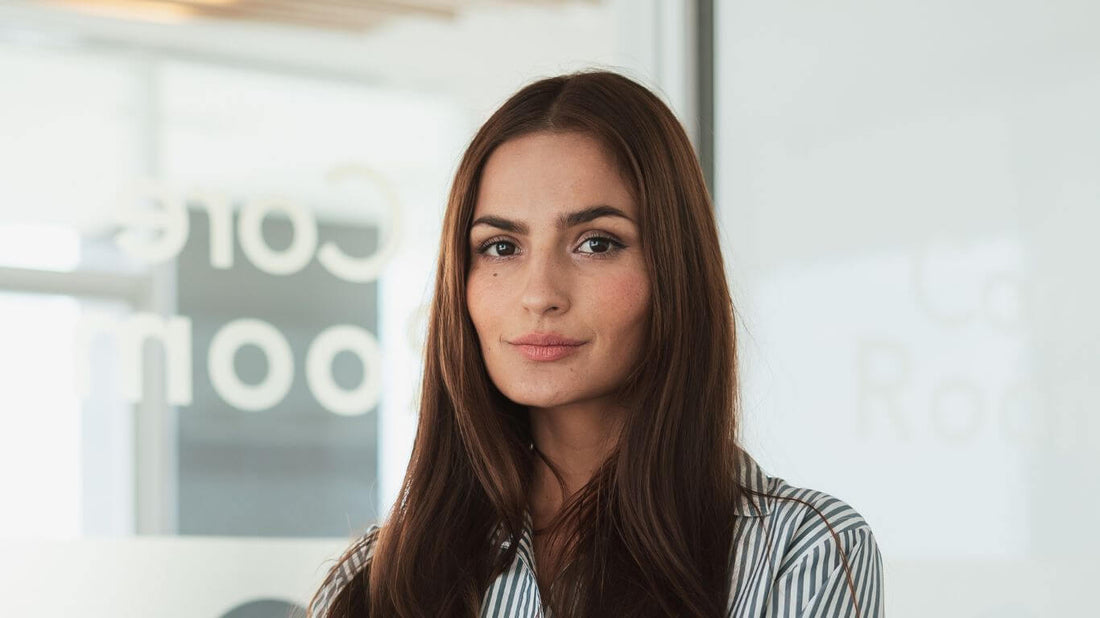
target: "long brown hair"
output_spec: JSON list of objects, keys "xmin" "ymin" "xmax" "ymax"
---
[{"xmin": 308, "ymin": 69, "xmax": 862, "ymax": 618}]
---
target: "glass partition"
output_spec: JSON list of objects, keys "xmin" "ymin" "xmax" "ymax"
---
[
  {"xmin": 0, "ymin": 0, "xmax": 684, "ymax": 615},
  {"xmin": 715, "ymin": 1, "xmax": 1100, "ymax": 615}
]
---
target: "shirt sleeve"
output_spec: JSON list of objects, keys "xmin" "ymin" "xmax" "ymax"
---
[{"xmin": 765, "ymin": 524, "xmax": 885, "ymax": 618}]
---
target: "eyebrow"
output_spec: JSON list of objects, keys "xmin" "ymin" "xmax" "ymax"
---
[{"xmin": 470, "ymin": 205, "xmax": 633, "ymax": 235}]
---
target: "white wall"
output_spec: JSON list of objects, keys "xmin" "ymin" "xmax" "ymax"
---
[{"xmin": 715, "ymin": 1, "xmax": 1100, "ymax": 615}]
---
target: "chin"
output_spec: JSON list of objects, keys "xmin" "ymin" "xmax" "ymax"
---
[
  {"xmin": 499, "ymin": 385, "xmax": 573, "ymax": 409},
  {"xmin": 503, "ymin": 392, "xmax": 562, "ymax": 408}
]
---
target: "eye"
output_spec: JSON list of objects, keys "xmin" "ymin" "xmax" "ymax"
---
[
  {"xmin": 576, "ymin": 234, "xmax": 626, "ymax": 256},
  {"xmin": 477, "ymin": 238, "xmax": 517, "ymax": 258}
]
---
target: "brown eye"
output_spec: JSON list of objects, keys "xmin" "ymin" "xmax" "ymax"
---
[
  {"xmin": 585, "ymin": 238, "xmax": 611, "ymax": 253},
  {"xmin": 577, "ymin": 235, "xmax": 625, "ymax": 256},
  {"xmin": 480, "ymin": 239, "xmax": 517, "ymax": 257}
]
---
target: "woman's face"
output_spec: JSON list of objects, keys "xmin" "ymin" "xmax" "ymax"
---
[{"xmin": 466, "ymin": 130, "xmax": 650, "ymax": 411}]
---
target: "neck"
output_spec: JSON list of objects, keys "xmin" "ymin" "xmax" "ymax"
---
[{"xmin": 526, "ymin": 399, "xmax": 624, "ymax": 526}]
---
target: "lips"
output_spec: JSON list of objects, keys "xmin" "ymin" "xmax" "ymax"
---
[
  {"xmin": 511, "ymin": 343, "xmax": 585, "ymax": 362},
  {"xmin": 508, "ymin": 332, "xmax": 587, "ymax": 362},
  {"xmin": 509, "ymin": 332, "xmax": 585, "ymax": 347}
]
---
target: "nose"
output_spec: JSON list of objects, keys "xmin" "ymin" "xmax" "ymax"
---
[{"xmin": 519, "ymin": 245, "xmax": 571, "ymax": 316}]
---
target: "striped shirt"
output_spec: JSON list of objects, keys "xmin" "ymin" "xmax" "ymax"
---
[{"xmin": 312, "ymin": 452, "xmax": 885, "ymax": 617}]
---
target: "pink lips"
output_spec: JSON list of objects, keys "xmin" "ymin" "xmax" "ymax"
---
[{"xmin": 508, "ymin": 332, "xmax": 586, "ymax": 362}]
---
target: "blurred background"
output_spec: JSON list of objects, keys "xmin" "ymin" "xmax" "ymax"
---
[{"xmin": 0, "ymin": 0, "xmax": 1095, "ymax": 616}]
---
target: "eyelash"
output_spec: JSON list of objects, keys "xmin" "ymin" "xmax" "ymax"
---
[{"xmin": 475, "ymin": 233, "xmax": 627, "ymax": 261}]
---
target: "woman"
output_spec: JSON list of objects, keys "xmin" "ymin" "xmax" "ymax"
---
[{"xmin": 309, "ymin": 69, "xmax": 884, "ymax": 618}]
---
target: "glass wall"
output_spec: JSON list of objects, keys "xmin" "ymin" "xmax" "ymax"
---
[
  {"xmin": 715, "ymin": 1, "xmax": 1099, "ymax": 615},
  {"xmin": 0, "ymin": 0, "xmax": 689, "ymax": 615}
]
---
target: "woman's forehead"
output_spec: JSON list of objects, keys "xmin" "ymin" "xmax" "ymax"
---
[{"xmin": 474, "ymin": 132, "xmax": 636, "ymax": 220}]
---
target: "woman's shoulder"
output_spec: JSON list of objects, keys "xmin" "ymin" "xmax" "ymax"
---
[
  {"xmin": 768, "ymin": 475, "xmax": 878, "ymax": 540},
  {"xmin": 737, "ymin": 450, "xmax": 878, "ymax": 538},
  {"xmin": 310, "ymin": 524, "xmax": 381, "ymax": 616},
  {"xmin": 733, "ymin": 452, "xmax": 885, "ymax": 616}
]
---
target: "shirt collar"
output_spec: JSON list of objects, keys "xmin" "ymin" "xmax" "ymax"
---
[{"xmin": 494, "ymin": 509, "xmax": 537, "ymax": 573}]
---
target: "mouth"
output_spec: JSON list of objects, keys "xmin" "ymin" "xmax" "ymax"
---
[
  {"xmin": 508, "ymin": 341, "xmax": 587, "ymax": 362},
  {"xmin": 508, "ymin": 332, "xmax": 586, "ymax": 347}
]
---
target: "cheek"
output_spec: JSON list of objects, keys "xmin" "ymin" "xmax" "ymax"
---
[
  {"xmin": 596, "ymin": 270, "xmax": 651, "ymax": 337},
  {"xmin": 466, "ymin": 271, "xmax": 500, "ymax": 342}
]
